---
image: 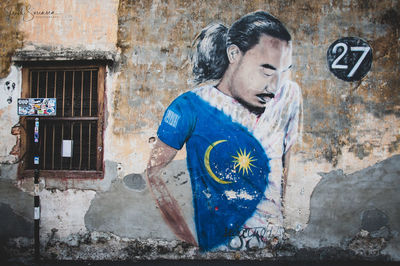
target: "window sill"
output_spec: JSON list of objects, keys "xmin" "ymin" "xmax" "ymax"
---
[{"xmin": 21, "ymin": 169, "xmax": 103, "ymax": 179}]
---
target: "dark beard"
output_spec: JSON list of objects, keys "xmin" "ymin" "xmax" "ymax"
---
[{"xmin": 235, "ymin": 97, "xmax": 266, "ymax": 116}]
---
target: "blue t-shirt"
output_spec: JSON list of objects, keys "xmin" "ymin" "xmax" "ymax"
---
[{"xmin": 157, "ymin": 91, "xmax": 270, "ymax": 251}]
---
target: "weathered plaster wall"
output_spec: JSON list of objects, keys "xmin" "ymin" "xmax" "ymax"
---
[
  {"xmin": 107, "ymin": 0, "xmax": 400, "ymax": 259},
  {"xmin": 85, "ymin": 160, "xmax": 195, "ymax": 240},
  {"xmin": 0, "ymin": 66, "xmax": 21, "ymax": 167},
  {"xmin": 0, "ymin": 0, "xmax": 24, "ymax": 78},
  {"xmin": 0, "ymin": 0, "xmax": 24, "ymax": 174},
  {"xmin": 0, "ymin": 0, "xmax": 399, "ymax": 262},
  {"xmin": 0, "ymin": 0, "xmax": 121, "ymax": 261},
  {"xmin": 18, "ymin": 0, "xmax": 118, "ymax": 51},
  {"xmin": 292, "ymin": 155, "xmax": 400, "ymax": 259},
  {"xmin": 282, "ymin": 0, "xmax": 400, "ymax": 236},
  {"xmin": 0, "ymin": 1, "xmax": 29, "ymax": 251}
]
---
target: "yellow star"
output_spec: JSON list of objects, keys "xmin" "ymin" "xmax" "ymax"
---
[{"xmin": 232, "ymin": 148, "xmax": 257, "ymax": 175}]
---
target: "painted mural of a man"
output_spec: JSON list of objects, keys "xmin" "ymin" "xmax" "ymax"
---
[{"xmin": 147, "ymin": 11, "xmax": 302, "ymax": 251}]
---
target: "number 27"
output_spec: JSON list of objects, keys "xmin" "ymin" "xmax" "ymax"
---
[{"xmin": 331, "ymin": 42, "xmax": 371, "ymax": 78}]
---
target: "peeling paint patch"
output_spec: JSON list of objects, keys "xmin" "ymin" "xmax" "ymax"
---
[
  {"xmin": 85, "ymin": 178, "xmax": 177, "ymax": 240},
  {"xmin": 39, "ymin": 189, "xmax": 96, "ymax": 240},
  {"xmin": 293, "ymin": 155, "xmax": 400, "ymax": 251},
  {"xmin": 0, "ymin": 203, "xmax": 33, "ymax": 242},
  {"xmin": 348, "ymin": 230, "xmax": 388, "ymax": 257},
  {"xmin": 85, "ymin": 159, "xmax": 195, "ymax": 241}
]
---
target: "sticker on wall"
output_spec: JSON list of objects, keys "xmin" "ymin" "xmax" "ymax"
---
[
  {"xmin": 17, "ymin": 98, "xmax": 56, "ymax": 116},
  {"xmin": 327, "ymin": 37, "xmax": 372, "ymax": 82}
]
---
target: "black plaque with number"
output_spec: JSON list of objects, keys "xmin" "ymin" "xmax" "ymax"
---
[{"xmin": 327, "ymin": 37, "xmax": 372, "ymax": 82}]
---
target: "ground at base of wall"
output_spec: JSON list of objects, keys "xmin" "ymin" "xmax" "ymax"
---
[
  {"xmin": 1, "ymin": 259, "xmax": 400, "ymax": 266},
  {"xmin": 1, "ymin": 232, "xmax": 395, "ymax": 265}
]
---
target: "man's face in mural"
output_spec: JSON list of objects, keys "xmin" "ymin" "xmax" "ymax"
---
[{"xmin": 228, "ymin": 34, "xmax": 292, "ymax": 112}]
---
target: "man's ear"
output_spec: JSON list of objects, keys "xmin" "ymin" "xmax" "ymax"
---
[{"xmin": 227, "ymin": 45, "xmax": 241, "ymax": 63}]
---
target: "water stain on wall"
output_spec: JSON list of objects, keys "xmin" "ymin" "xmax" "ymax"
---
[
  {"xmin": 0, "ymin": 179, "xmax": 33, "ymax": 243},
  {"xmin": 0, "ymin": 0, "xmax": 25, "ymax": 78}
]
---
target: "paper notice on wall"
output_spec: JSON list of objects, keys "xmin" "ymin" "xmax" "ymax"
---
[
  {"xmin": 34, "ymin": 207, "xmax": 40, "ymax": 220},
  {"xmin": 62, "ymin": 140, "xmax": 73, "ymax": 157}
]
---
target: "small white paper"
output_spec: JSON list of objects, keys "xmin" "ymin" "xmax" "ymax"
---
[
  {"xmin": 34, "ymin": 207, "xmax": 40, "ymax": 220},
  {"xmin": 62, "ymin": 140, "xmax": 73, "ymax": 157}
]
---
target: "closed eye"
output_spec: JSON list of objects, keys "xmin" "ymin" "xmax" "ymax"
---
[
  {"xmin": 263, "ymin": 71, "xmax": 274, "ymax": 77},
  {"xmin": 261, "ymin": 64, "xmax": 276, "ymax": 77},
  {"xmin": 263, "ymin": 64, "xmax": 293, "ymax": 76}
]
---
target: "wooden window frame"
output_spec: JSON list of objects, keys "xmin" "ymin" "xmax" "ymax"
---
[{"xmin": 18, "ymin": 62, "xmax": 105, "ymax": 179}]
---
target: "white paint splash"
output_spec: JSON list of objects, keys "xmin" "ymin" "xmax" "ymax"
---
[
  {"xmin": 225, "ymin": 189, "xmax": 254, "ymax": 200},
  {"xmin": 202, "ymin": 190, "xmax": 211, "ymax": 199}
]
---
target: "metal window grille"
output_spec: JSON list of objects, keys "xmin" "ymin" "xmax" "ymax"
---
[{"xmin": 25, "ymin": 67, "xmax": 101, "ymax": 171}]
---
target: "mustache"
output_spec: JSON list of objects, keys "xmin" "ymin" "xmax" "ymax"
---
[{"xmin": 257, "ymin": 92, "xmax": 275, "ymax": 99}]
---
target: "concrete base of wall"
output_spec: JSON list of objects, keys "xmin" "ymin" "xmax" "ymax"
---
[{"xmin": 1, "ymin": 231, "xmax": 393, "ymax": 263}]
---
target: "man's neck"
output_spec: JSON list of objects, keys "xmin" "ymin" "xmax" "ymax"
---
[{"xmin": 215, "ymin": 73, "xmax": 232, "ymax": 98}]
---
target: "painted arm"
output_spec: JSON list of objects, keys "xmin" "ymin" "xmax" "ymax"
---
[
  {"xmin": 146, "ymin": 138, "xmax": 197, "ymax": 246},
  {"xmin": 282, "ymin": 148, "xmax": 291, "ymax": 203}
]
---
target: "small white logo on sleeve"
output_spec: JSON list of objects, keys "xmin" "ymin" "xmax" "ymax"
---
[{"xmin": 164, "ymin": 110, "xmax": 180, "ymax": 128}]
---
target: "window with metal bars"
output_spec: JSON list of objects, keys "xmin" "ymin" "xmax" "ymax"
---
[{"xmin": 20, "ymin": 64, "xmax": 105, "ymax": 178}]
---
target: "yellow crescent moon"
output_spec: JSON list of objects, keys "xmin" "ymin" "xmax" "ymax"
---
[{"xmin": 204, "ymin": 139, "xmax": 232, "ymax": 184}]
